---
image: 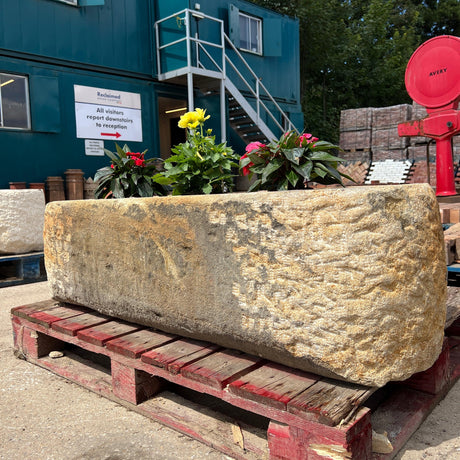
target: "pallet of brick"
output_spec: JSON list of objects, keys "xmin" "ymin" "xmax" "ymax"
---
[
  {"xmin": 407, "ymin": 161, "xmax": 436, "ymax": 186},
  {"xmin": 372, "ymin": 148, "xmax": 408, "ymax": 162},
  {"xmin": 372, "ymin": 126, "xmax": 410, "ymax": 150},
  {"xmin": 340, "ymin": 148, "xmax": 371, "ymax": 163},
  {"xmin": 407, "ymin": 144, "xmax": 437, "ymax": 162},
  {"xmin": 372, "ymin": 104, "xmax": 412, "ymax": 129},
  {"xmin": 409, "ymin": 102, "xmax": 430, "ymax": 144},
  {"xmin": 364, "ymin": 159, "xmax": 413, "ymax": 185},
  {"xmin": 339, "ymin": 107, "xmax": 374, "ymax": 131},
  {"xmin": 337, "ymin": 162, "xmax": 369, "ymax": 186},
  {"xmin": 412, "ymin": 101, "xmax": 428, "ymax": 120},
  {"xmin": 339, "ymin": 129, "xmax": 372, "ymax": 151}
]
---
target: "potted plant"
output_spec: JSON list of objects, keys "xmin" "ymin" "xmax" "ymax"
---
[
  {"xmin": 94, "ymin": 144, "xmax": 167, "ymax": 198},
  {"xmin": 153, "ymin": 109, "xmax": 240, "ymax": 195},
  {"xmin": 239, "ymin": 131, "xmax": 351, "ymax": 191}
]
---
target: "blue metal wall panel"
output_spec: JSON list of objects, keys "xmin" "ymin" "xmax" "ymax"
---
[
  {"xmin": 0, "ymin": 56, "xmax": 158, "ymax": 189},
  {"xmin": 0, "ymin": 0, "xmax": 153, "ymax": 76},
  {"xmin": 193, "ymin": 0, "xmax": 301, "ymax": 105}
]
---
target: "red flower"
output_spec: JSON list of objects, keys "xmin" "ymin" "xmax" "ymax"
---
[
  {"xmin": 128, "ymin": 152, "xmax": 142, "ymax": 158},
  {"xmin": 240, "ymin": 153, "xmax": 254, "ymax": 176},
  {"xmin": 111, "ymin": 164, "xmax": 115, "ymax": 169},
  {"xmin": 298, "ymin": 133, "xmax": 319, "ymax": 147},
  {"xmin": 134, "ymin": 158, "xmax": 145, "ymax": 167}
]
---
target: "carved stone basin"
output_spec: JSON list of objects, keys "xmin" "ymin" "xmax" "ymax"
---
[{"xmin": 44, "ymin": 184, "xmax": 446, "ymax": 387}]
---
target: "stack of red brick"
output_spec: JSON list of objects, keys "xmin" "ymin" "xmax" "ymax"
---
[{"xmin": 339, "ymin": 102, "xmax": 460, "ymax": 165}]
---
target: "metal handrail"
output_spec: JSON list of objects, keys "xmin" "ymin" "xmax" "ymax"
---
[
  {"xmin": 154, "ymin": 9, "xmax": 297, "ymax": 137},
  {"xmin": 223, "ymin": 35, "xmax": 294, "ymax": 133}
]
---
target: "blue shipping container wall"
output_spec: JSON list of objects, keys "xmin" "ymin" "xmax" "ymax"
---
[{"xmin": 0, "ymin": 0, "xmax": 303, "ymax": 189}]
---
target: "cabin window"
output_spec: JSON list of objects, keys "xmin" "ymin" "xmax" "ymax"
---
[
  {"xmin": 239, "ymin": 13, "xmax": 262, "ymax": 55},
  {"xmin": 0, "ymin": 73, "xmax": 30, "ymax": 130}
]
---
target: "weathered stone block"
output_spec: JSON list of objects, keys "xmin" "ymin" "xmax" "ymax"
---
[
  {"xmin": 0, "ymin": 190, "xmax": 46, "ymax": 254},
  {"xmin": 44, "ymin": 184, "xmax": 446, "ymax": 387}
]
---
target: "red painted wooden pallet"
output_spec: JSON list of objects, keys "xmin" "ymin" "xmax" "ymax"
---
[{"xmin": 10, "ymin": 300, "xmax": 460, "ymax": 460}]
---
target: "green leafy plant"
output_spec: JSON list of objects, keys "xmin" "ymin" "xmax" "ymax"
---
[
  {"xmin": 94, "ymin": 144, "xmax": 167, "ymax": 198},
  {"xmin": 153, "ymin": 109, "xmax": 239, "ymax": 195},
  {"xmin": 239, "ymin": 131, "xmax": 351, "ymax": 191}
]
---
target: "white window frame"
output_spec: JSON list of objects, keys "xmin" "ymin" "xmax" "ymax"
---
[
  {"xmin": 53, "ymin": 0, "xmax": 78, "ymax": 5},
  {"xmin": 239, "ymin": 12, "xmax": 262, "ymax": 55},
  {"xmin": 0, "ymin": 73, "xmax": 31, "ymax": 130}
]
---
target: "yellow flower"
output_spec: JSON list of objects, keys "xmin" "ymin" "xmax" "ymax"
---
[
  {"xmin": 178, "ymin": 111, "xmax": 200, "ymax": 129},
  {"xmin": 195, "ymin": 108, "xmax": 210, "ymax": 124}
]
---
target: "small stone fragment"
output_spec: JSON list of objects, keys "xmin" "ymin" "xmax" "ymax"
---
[
  {"xmin": 49, "ymin": 351, "xmax": 64, "ymax": 359},
  {"xmin": 372, "ymin": 430, "xmax": 393, "ymax": 454}
]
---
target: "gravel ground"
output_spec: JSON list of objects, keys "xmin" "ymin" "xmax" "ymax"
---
[{"xmin": 1, "ymin": 281, "xmax": 459, "ymax": 459}]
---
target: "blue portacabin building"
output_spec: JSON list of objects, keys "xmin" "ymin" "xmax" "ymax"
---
[{"xmin": 0, "ymin": 0, "xmax": 303, "ymax": 188}]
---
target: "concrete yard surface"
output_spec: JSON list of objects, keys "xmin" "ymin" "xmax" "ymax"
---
[{"xmin": 1, "ymin": 281, "xmax": 459, "ymax": 459}]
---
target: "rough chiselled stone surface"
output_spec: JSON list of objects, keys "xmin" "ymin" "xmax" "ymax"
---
[
  {"xmin": 0, "ymin": 190, "xmax": 46, "ymax": 254},
  {"xmin": 44, "ymin": 184, "xmax": 446, "ymax": 387}
]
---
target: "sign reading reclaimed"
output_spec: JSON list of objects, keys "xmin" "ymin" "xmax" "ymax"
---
[{"xmin": 74, "ymin": 85, "xmax": 143, "ymax": 142}]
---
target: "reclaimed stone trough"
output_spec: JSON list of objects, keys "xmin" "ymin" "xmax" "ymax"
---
[{"xmin": 44, "ymin": 184, "xmax": 447, "ymax": 387}]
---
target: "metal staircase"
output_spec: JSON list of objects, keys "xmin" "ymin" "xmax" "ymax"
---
[{"xmin": 154, "ymin": 8, "xmax": 298, "ymax": 145}]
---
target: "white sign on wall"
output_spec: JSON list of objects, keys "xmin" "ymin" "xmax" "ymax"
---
[
  {"xmin": 85, "ymin": 139, "xmax": 104, "ymax": 156},
  {"xmin": 74, "ymin": 85, "xmax": 143, "ymax": 142}
]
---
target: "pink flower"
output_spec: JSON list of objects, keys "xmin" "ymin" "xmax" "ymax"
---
[
  {"xmin": 240, "ymin": 153, "xmax": 254, "ymax": 176},
  {"xmin": 245, "ymin": 141, "xmax": 265, "ymax": 153},
  {"xmin": 111, "ymin": 164, "xmax": 115, "ymax": 169}
]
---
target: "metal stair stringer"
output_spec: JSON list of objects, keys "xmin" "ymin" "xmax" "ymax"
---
[{"xmin": 224, "ymin": 78, "xmax": 276, "ymax": 145}]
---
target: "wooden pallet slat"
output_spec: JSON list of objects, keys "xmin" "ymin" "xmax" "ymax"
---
[
  {"xmin": 141, "ymin": 338, "xmax": 221, "ymax": 374},
  {"xmin": 180, "ymin": 349, "xmax": 265, "ymax": 390},
  {"xmin": 51, "ymin": 311, "xmax": 111, "ymax": 336},
  {"xmin": 27, "ymin": 304, "xmax": 90, "ymax": 328},
  {"xmin": 106, "ymin": 328, "xmax": 177, "ymax": 359},
  {"xmin": 77, "ymin": 320, "xmax": 144, "ymax": 346},
  {"xmin": 288, "ymin": 378, "xmax": 372, "ymax": 426},
  {"xmin": 11, "ymin": 299, "xmax": 61, "ymax": 319},
  {"xmin": 228, "ymin": 362, "xmax": 319, "ymax": 411}
]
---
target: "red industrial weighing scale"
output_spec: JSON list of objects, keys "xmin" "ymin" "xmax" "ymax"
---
[{"xmin": 398, "ymin": 35, "xmax": 460, "ymax": 196}]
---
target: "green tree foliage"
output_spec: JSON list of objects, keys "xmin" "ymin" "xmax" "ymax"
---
[{"xmin": 251, "ymin": 0, "xmax": 459, "ymax": 142}]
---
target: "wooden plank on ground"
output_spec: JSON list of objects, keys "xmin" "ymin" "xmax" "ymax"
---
[
  {"xmin": 27, "ymin": 304, "xmax": 90, "ymax": 328},
  {"xmin": 228, "ymin": 362, "xmax": 318, "ymax": 411},
  {"xmin": 11, "ymin": 299, "xmax": 61, "ymax": 319},
  {"xmin": 180, "ymin": 349, "xmax": 265, "ymax": 390},
  {"xmin": 51, "ymin": 312, "xmax": 110, "ymax": 336},
  {"xmin": 141, "ymin": 338, "xmax": 221, "ymax": 374},
  {"xmin": 287, "ymin": 378, "xmax": 372, "ymax": 426},
  {"xmin": 106, "ymin": 328, "xmax": 177, "ymax": 359},
  {"xmin": 77, "ymin": 321, "xmax": 144, "ymax": 347}
]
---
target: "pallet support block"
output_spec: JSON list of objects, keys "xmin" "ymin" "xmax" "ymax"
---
[
  {"xmin": 401, "ymin": 338, "xmax": 451, "ymax": 395},
  {"xmin": 267, "ymin": 407, "xmax": 372, "ymax": 460},
  {"xmin": 111, "ymin": 360, "xmax": 163, "ymax": 404},
  {"xmin": 12, "ymin": 317, "xmax": 64, "ymax": 359}
]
